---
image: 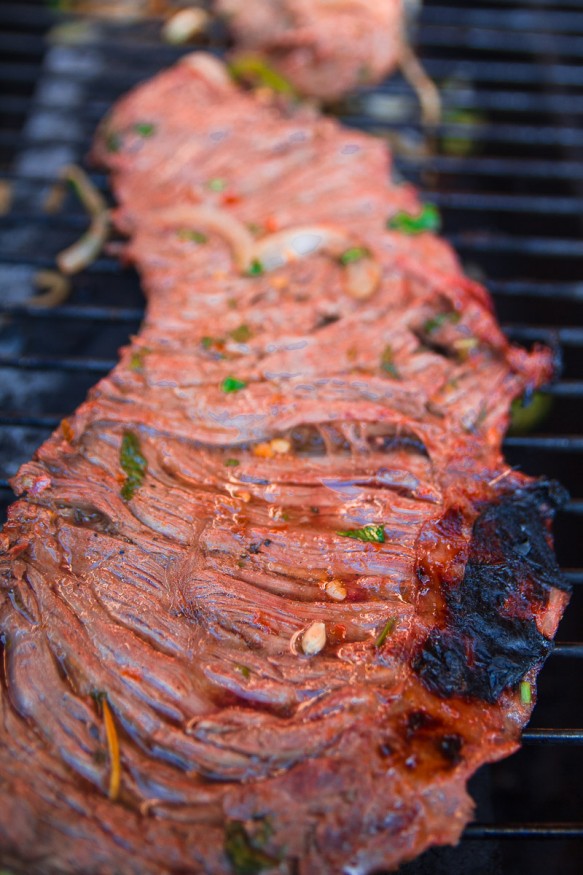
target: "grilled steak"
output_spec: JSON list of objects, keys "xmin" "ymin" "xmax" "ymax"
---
[
  {"xmin": 0, "ymin": 55, "xmax": 570, "ymax": 875},
  {"xmin": 215, "ymin": 0, "xmax": 404, "ymax": 99}
]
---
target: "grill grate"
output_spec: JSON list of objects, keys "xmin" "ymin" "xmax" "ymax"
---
[{"xmin": 0, "ymin": 2, "xmax": 582, "ymax": 873}]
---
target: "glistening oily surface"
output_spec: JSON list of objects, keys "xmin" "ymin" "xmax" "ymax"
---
[{"xmin": 0, "ymin": 56, "xmax": 570, "ymax": 875}]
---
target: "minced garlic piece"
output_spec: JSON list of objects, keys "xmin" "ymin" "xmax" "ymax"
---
[
  {"xmin": 301, "ymin": 622, "xmax": 327, "ymax": 656},
  {"xmin": 324, "ymin": 579, "xmax": 347, "ymax": 601}
]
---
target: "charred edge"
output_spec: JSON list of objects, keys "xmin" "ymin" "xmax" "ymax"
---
[{"xmin": 414, "ymin": 479, "xmax": 569, "ymax": 704}]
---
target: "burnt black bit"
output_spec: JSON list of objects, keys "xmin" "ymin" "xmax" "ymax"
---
[
  {"xmin": 436, "ymin": 733, "xmax": 463, "ymax": 766},
  {"xmin": 313, "ymin": 312, "xmax": 340, "ymax": 331},
  {"xmin": 414, "ymin": 479, "xmax": 570, "ymax": 704},
  {"xmin": 248, "ymin": 541, "xmax": 263, "ymax": 555},
  {"xmin": 405, "ymin": 709, "xmax": 441, "ymax": 739}
]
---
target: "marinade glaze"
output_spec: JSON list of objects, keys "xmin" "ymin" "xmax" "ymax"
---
[{"xmin": 0, "ymin": 56, "xmax": 569, "ymax": 875}]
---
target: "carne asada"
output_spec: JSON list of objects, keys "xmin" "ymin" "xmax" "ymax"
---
[
  {"xmin": 0, "ymin": 54, "xmax": 569, "ymax": 874},
  {"xmin": 215, "ymin": 0, "xmax": 405, "ymax": 99}
]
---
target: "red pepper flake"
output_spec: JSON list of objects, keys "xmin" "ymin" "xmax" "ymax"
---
[
  {"xmin": 264, "ymin": 215, "xmax": 279, "ymax": 233},
  {"xmin": 221, "ymin": 192, "xmax": 241, "ymax": 206}
]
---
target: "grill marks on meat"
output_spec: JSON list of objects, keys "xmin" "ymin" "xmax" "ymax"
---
[
  {"xmin": 215, "ymin": 0, "xmax": 404, "ymax": 100},
  {"xmin": 0, "ymin": 56, "xmax": 569, "ymax": 874}
]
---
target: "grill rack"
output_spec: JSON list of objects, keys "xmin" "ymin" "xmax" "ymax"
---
[{"xmin": 0, "ymin": 2, "xmax": 582, "ymax": 873}]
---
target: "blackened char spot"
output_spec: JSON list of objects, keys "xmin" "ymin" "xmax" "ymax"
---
[{"xmin": 414, "ymin": 479, "xmax": 569, "ymax": 704}]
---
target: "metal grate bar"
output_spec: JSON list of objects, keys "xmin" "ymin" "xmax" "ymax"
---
[
  {"xmin": 0, "ymin": 304, "xmax": 143, "ymax": 322},
  {"xmin": 418, "ymin": 24, "xmax": 583, "ymax": 56},
  {"xmin": 423, "ymin": 57, "xmax": 583, "ymax": 86},
  {"xmin": 0, "ymin": 355, "xmax": 116, "ymax": 373},
  {"xmin": 5, "ymin": 120, "xmax": 583, "ymax": 152},
  {"xmin": 421, "ymin": 6, "xmax": 583, "ymax": 31},
  {"xmin": 551, "ymin": 643, "xmax": 583, "ymax": 658},
  {"xmin": 504, "ymin": 437, "xmax": 583, "ymax": 453},
  {"xmin": 522, "ymin": 729, "xmax": 583, "ymax": 744},
  {"xmin": 398, "ymin": 157, "xmax": 583, "ymax": 183},
  {"xmin": 465, "ymin": 823, "xmax": 583, "ymax": 839}
]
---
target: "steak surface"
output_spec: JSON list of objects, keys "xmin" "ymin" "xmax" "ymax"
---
[
  {"xmin": 0, "ymin": 55, "xmax": 570, "ymax": 875},
  {"xmin": 215, "ymin": 0, "xmax": 403, "ymax": 99}
]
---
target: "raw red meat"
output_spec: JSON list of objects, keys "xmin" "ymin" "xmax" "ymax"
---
[{"xmin": 0, "ymin": 55, "xmax": 569, "ymax": 874}]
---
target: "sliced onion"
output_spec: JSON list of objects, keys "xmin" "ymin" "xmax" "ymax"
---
[
  {"xmin": 253, "ymin": 224, "xmax": 381, "ymax": 299},
  {"xmin": 181, "ymin": 53, "xmax": 233, "ymax": 92},
  {"xmin": 344, "ymin": 256, "xmax": 382, "ymax": 300},
  {"xmin": 153, "ymin": 205, "xmax": 255, "ymax": 271},
  {"xmin": 163, "ymin": 8, "xmax": 210, "ymax": 45},
  {"xmin": 57, "ymin": 211, "xmax": 110, "ymax": 275},
  {"xmin": 398, "ymin": 38, "xmax": 441, "ymax": 128},
  {"xmin": 56, "ymin": 165, "xmax": 111, "ymax": 275},
  {"xmin": 28, "ymin": 270, "xmax": 71, "ymax": 309}
]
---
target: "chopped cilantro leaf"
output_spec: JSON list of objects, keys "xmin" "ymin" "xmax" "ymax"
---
[
  {"xmin": 423, "ymin": 311, "xmax": 460, "ymax": 334},
  {"xmin": 520, "ymin": 680, "xmax": 532, "ymax": 705},
  {"xmin": 225, "ymin": 458, "xmax": 240, "ymax": 467},
  {"xmin": 129, "ymin": 348, "xmax": 149, "ymax": 373},
  {"xmin": 224, "ymin": 821, "xmax": 278, "ymax": 875},
  {"xmin": 208, "ymin": 178, "xmax": 226, "ymax": 192},
  {"xmin": 222, "ymin": 376, "xmax": 247, "ymax": 393},
  {"xmin": 339, "ymin": 246, "xmax": 369, "ymax": 265},
  {"xmin": 375, "ymin": 618, "xmax": 396, "ymax": 648},
  {"xmin": 178, "ymin": 229, "xmax": 207, "ymax": 243},
  {"xmin": 120, "ymin": 432, "xmax": 147, "ymax": 501},
  {"xmin": 247, "ymin": 259, "xmax": 264, "ymax": 277},
  {"xmin": 336, "ymin": 525, "xmax": 385, "ymax": 543},
  {"xmin": 105, "ymin": 131, "xmax": 121, "ymax": 153},
  {"xmin": 387, "ymin": 203, "xmax": 441, "ymax": 235},
  {"xmin": 133, "ymin": 122, "xmax": 156, "ymax": 137},
  {"xmin": 380, "ymin": 344, "xmax": 400, "ymax": 379},
  {"xmin": 230, "ymin": 324, "xmax": 252, "ymax": 343}
]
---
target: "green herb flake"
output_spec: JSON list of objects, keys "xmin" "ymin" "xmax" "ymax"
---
[
  {"xmin": 133, "ymin": 122, "xmax": 156, "ymax": 137},
  {"xmin": 222, "ymin": 376, "xmax": 247, "ymax": 393},
  {"xmin": 235, "ymin": 664, "xmax": 251, "ymax": 679},
  {"xmin": 120, "ymin": 431, "xmax": 147, "ymax": 501},
  {"xmin": 178, "ymin": 229, "xmax": 208, "ymax": 244},
  {"xmin": 375, "ymin": 617, "xmax": 397, "ymax": 648},
  {"xmin": 230, "ymin": 324, "xmax": 252, "ymax": 343},
  {"xmin": 208, "ymin": 177, "xmax": 226, "ymax": 192},
  {"xmin": 247, "ymin": 259, "xmax": 264, "ymax": 277},
  {"xmin": 129, "ymin": 347, "xmax": 149, "ymax": 373},
  {"xmin": 228, "ymin": 55, "xmax": 296, "ymax": 97},
  {"xmin": 509, "ymin": 391, "xmax": 553, "ymax": 436},
  {"xmin": 423, "ymin": 311, "xmax": 461, "ymax": 335},
  {"xmin": 380, "ymin": 344, "xmax": 401, "ymax": 379},
  {"xmin": 520, "ymin": 680, "xmax": 532, "ymax": 705},
  {"xmin": 339, "ymin": 246, "xmax": 369, "ymax": 266},
  {"xmin": 224, "ymin": 821, "xmax": 278, "ymax": 875},
  {"xmin": 336, "ymin": 524, "xmax": 385, "ymax": 544},
  {"xmin": 387, "ymin": 203, "xmax": 441, "ymax": 235},
  {"xmin": 225, "ymin": 458, "xmax": 240, "ymax": 467},
  {"xmin": 105, "ymin": 130, "xmax": 122, "ymax": 153},
  {"xmin": 200, "ymin": 336, "xmax": 215, "ymax": 350}
]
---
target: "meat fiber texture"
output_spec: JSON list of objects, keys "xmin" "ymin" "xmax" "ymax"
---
[
  {"xmin": 215, "ymin": 0, "xmax": 404, "ymax": 99},
  {"xmin": 0, "ymin": 55, "xmax": 570, "ymax": 875}
]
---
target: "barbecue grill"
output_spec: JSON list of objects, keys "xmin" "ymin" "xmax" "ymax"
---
[{"xmin": 0, "ymin": 1, "xmax": 582, "ymax": 873}]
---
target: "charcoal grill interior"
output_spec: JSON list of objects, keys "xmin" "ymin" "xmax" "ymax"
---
[{"xmin": 1, "ymin": 1, "xmax": 582, "ymax": 873}]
